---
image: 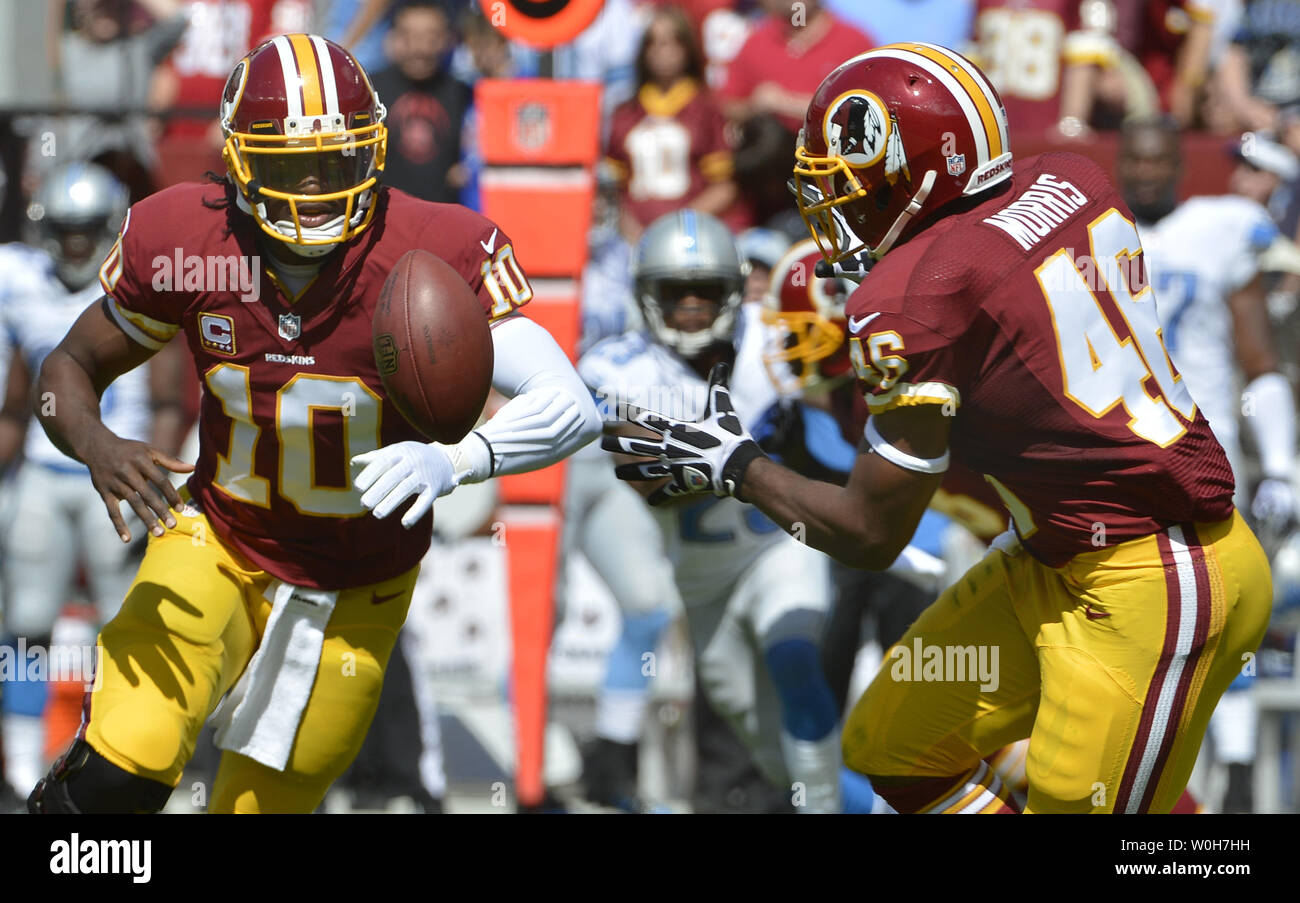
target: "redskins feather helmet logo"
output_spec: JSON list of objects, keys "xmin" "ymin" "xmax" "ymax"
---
[
  {"xmin": 823, "ymin": 90, "xmax": 911, "ymax": 184},
  {"xmin": 219, "ymin": 58, "xmax": 248, "ymax": 131}
]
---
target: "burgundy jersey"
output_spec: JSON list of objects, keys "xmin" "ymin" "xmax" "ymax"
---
[
  {"xmin": 605, "ymin": 79, "xmax": 732, "ymax": 229},
  {"xmin": 99, "ymin": 182, "xmax": 530, "ymax": 588},
  {"xmin": 846, "ymin": 152, "xmax": 1234, "ymax": 567}
]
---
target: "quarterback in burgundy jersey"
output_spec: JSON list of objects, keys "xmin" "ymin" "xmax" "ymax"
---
[
  {"xmin": 611, "ymin": 43, "xmax": 1270, "ymax": 813},
  {"xmin": 28, "ymin": 35, "xmax": 599, "ymax": 814}
]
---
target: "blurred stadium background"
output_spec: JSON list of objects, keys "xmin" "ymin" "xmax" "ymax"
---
[{"xmin": 0, "ymin": 0, "xmax": 1298, "ymax": 814}]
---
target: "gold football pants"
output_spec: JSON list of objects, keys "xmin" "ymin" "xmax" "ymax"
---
[
  {"xmin": 843, "ymin": 512, "xmax": 1271, "ymax": 813},
  {"xmin": 82, "ymin": 500, "xmax": 416, "ymax": 813}
]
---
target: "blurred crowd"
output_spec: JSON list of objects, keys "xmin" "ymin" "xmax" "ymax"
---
[
  {"xmin": 10, "ymin": 1, "xmax": 1300, "ymax": 215},
  {"xmin": 11, "ymin": 0, "xmax": 1300, "ymax": 335}
]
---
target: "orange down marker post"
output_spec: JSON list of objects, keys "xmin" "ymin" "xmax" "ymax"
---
[{"xmin": 479, "ymin": 78, "xmax": 599, "ymax": 809}]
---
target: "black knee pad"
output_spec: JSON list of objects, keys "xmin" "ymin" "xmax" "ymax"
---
[{"xmin": 28, "ymin": 739, "xmax": 173, "ymax": 814}]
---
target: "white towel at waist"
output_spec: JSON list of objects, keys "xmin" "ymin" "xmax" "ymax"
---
[{"xmin": 211, "ymin": 579, "xmax": 338, "ymax": 771}]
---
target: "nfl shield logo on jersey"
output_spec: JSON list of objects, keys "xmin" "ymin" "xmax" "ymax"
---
[
  {"xmin": 278, "ymin": 313, "xmax": 301, "ymax": 341},
  {"xmin": 946, "ymin": 153, "xmax": 966, "ymax": 176}
]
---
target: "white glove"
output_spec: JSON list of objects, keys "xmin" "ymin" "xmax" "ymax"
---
[
  {"xmin": 603, "ymin": 362, "xmax": 766, "ymax": 505},
  {"xmin": 351, "ymin": 441, "xmax": 458, "ymax": 528},
  {"xmin": 1251, "ymin": 477, "xmax": 1298, "ymax": 535}
]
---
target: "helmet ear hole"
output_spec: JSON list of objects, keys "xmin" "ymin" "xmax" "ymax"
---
[{"xmin": 874, "ymin": 183, "xmax": 893, "ymax": 211}]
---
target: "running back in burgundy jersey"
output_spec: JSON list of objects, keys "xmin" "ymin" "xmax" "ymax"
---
[
  {"xmin": 845, "ymin": 151, "xmax": 1234, "ymax": 567},
  {"xmin": 99, "ymin": 181, "xmax": 530, "ymax": 588}
]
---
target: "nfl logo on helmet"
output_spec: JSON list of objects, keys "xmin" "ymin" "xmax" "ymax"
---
[{"xmin": 946, "ymin": 153, "xmax": 966, "ymax": 176}]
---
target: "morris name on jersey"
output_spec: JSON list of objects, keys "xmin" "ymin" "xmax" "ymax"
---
[{"xmin": 846, "ymin": 152, "xmax": 1234, "ymax": 567}]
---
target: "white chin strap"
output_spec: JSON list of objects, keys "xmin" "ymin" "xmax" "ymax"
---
[
  {"xmin": 235, "ymin": 192, "xmax": 369, "ymax": 258},
  {"xmin": 869, "ymin": 169, "xmax": 937, "ymax": 260}
]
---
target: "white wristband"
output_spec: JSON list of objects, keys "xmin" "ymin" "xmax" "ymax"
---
[
  {"xmin": 864, "ymin": 417, "xmax": 950, "ymax": 474},
  {"xmin": 1244, "ymin": 372, "xmax": 1296, "ymax": 479},
  {"xmin": 443, "ymin": 432, "xmax": 493, "ymax": 484}
]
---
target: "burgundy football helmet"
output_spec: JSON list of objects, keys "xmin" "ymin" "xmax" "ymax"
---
[
  {"xmin": 793, "ymin": 43, "xmax": 1012, "ymax": 263},
  {"xmin": 220, "ymin": 34, "xmax": 388, "ymax": 255},
  {"xmin": 760, "ymin": 238, "xmax": 852, "ymax": 390}
]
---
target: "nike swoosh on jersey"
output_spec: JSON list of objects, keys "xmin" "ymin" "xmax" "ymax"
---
[
  {"xmin": 480, "ymin": 229, "xmax": 498, "ymax": 255},
  {"xmin": 371, "ymin": 590, "xmax": 404, "ymax": 605},
  {"xmin": 848, "ymin": 312, "xmax": 881, "ymax": 333}
]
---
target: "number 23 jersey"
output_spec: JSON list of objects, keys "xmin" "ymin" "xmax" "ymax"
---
[
  {"xmin": 847, "ymin": 152, "xmax": 1233, "ymax": 567},
  {"xmin": 99, "ymin": 181, "xmax": 530, "ymax": 589}
]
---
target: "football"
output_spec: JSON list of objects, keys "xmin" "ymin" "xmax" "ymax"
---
[{"xmin": 373, "ymin": 249, "xmax": 494, "ymax": 443}]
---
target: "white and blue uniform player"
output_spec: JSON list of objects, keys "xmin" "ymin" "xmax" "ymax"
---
[
  {"xmin": 0, "ymin": 164, "xmax": 151, "ymax": 797},
  {"xmin": 1143, "ymin": 194, "xmax": 1296, "ymax": 512},
  {"xmin": 564, "ymin": 167, "xmax": 682, "ymax": 811},
  {"xmin": 580, "ymin": 210, "xmax": 842, "ymax": 812},
  {"xmin": 1120, "ymin": 119, "xmax": 1300, "ymax": 811}
]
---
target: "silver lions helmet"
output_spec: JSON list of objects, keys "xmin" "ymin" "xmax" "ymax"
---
[
  {"xmin": 27, "ymin": 162, "xmax": 129, "ymax": 290},
  {"xmin": 633, "ymin": 210, "xmax": 748, "ymax": 358}
]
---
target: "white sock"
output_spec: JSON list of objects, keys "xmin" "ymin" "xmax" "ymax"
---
[
  {"xmin": 2, "ymin": 713, "xmax": 45, "ymax": 796},
  {"xmin": 781, "ymin": 729, "xmax": 842, "ymax": 813},
  {"xmin": 595, "ymin": 688, "xmax": 650, "ymax": 744}
]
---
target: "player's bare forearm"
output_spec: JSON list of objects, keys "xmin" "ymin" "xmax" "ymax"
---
[
  {"xmin": 36, "ymin": 298, "xmax": 193, "ymax": 541},
  {"xmin": 36, "ymin": 299, "xmax": 157, "ymax": 461},
  {"xmin": 35, "ymin": 346, "xmax": 115, "ymax": 464},
  {"xmin": 737, "ymin": 406, "xmax": 949, "ymax": 569},
  {"xmin": 1230, "ymin": 274, "xmax": 1278, "ymax": 380},
  {"xmin": 148, "ymin": 336, "xmax": 190, "ymax": 456},
  {"xmin": 737, "ymin": 456, "xmax": 890, "ymax": 565}
]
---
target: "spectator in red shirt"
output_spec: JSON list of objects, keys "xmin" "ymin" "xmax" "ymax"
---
[
  {"xmin": 148, "ymin": 0, "xmax": 310, "ymax": 147},
  {"xmin": 605, "ymin": 7, "xmax": 737, "ymax": 242},
  {"xmin": 718, "ymin": 0, "xmax": 875, "ymax": 133}
]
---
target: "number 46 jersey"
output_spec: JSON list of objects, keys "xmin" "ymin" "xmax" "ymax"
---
[
  {"xmin": 99, "ymin": 181, "xmax": 530, "ymax": 589},
  {"xmin": 847, "ymin": 152, "xmax": 1234, "ymax": 567}
]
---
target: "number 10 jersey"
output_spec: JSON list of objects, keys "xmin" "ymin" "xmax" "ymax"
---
[{"xmin": 99, "ymin": 182, "xmax": 529, "ymax": 588}]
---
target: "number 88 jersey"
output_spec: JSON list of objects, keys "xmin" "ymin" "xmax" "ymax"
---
[
  {"xmin": 99, "ymin": 181, "xmax": 531, "ymax": 589},
  {"xmin": 845, "ymin": 152, "xmax": 1233, "ymax": 567}
]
